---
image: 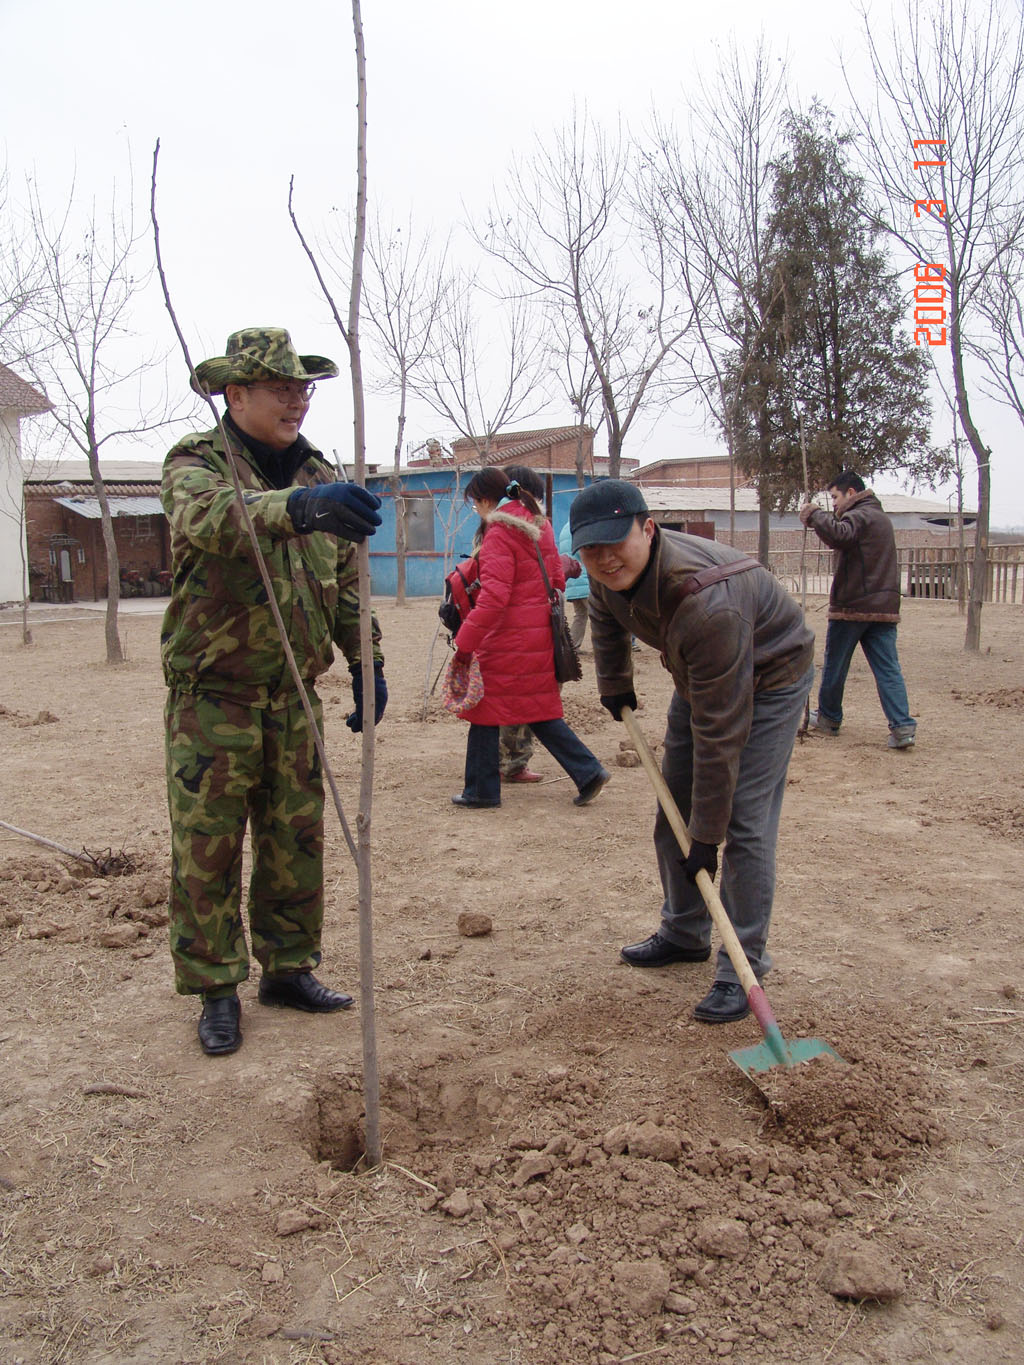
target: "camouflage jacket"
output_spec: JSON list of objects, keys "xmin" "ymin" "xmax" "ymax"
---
[{"xmin": 160, "ymin": 421, "xmax": 381, "ymax": 706}]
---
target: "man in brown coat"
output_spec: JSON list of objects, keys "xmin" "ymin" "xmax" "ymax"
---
[
  {"xmin": 571, "ymin": 480, "xmax": 814, "ymax": 1024},
  {"xmin": 800, "ymin": 470, "xmax": 916, "ymax": 749}
]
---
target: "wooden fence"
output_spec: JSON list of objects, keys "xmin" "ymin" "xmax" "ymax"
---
[{"xmin": 767, "ymin": 544, "xmax": 1024, "ymax": 605}]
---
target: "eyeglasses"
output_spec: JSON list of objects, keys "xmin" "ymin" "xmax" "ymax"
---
[{"xmin": 246, "ymin": 382, "xmax": 316, "ymax": 404}]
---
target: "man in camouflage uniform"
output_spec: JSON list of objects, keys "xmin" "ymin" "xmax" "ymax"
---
[{"xmin": 162, "ymin": 328, "xmax": 386, "ymax": 1056}]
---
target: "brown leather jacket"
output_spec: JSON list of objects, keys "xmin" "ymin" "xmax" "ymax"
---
[
  {"xmin": 589, "ymin": 529, "xmax": 813, "ymax": 844},
  {"xmin": 805, "ymin": 490, "xmax": 901, "ymax": 624}
]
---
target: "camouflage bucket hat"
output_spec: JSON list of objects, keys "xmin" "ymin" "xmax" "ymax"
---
[{"xmin": 192, "ymin": 327, "xmax": 340, "ymax": 395}]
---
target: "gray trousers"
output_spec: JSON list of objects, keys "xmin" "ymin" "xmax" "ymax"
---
[
  {"xmin": 568, "ymin": 599, "xmax": 588, "ymax": 649},
  {"xmin": 654, "ymin": 665, "xmax": 813, "ymax": 985}
]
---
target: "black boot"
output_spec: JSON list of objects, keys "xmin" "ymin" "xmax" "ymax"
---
[{"xmin": 198, "ymin": 993, "xmax": 242, "ymax": 1055}]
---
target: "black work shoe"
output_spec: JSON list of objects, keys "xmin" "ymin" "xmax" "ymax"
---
[
  {"xmin": 451, "ymin": 793, "xmax": 501, "ymax": 808},
  {"xmin": 620, "ymin": 932, "xmax": 711, "ymax": 967},
  {"xmin": 198, "ymin": 993, "xmax": 242, "ymax": 1055},
  {"xmin": 258, "ymin": 971, "xmax": 354, "ymax": 1013},
  {"xmin": 693, "ymin": 981, "xmax": 750, "ymax": 1024},
  {"xmin": 573, "ymin": 768, "xmax": 611, "ymax": 806}
]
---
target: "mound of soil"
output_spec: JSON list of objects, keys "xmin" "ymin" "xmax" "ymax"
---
[{"xmin": 2, "ymin": 597, "xmax": 1023, "ymax": 1363}]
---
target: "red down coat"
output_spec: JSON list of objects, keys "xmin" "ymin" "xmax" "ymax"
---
[{"xmin": 453, "ymin": 503, "xmax": 566, "ymax": 726}]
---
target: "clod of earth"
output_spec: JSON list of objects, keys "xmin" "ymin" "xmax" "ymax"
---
[
  {"xmin": 818, "ymin": 1232, "xmax": 906, "ymax": 1302},
  {"xmin": 457, "ymin": 910, "xmax": 492, "ymax": 936},
  {"xmin": 610, "ymin": 1257, "xmax": 670, "ymax": 1315}
]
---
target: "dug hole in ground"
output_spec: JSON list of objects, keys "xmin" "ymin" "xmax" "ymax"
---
[{"xmin": 0, "ymin": 594, "xmax": 1022, "ymax": 1364}]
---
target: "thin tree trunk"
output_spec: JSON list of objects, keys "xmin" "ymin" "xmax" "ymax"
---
[
  {"xmin": 18, "ymin": 493, "xmax": 32, "ymax": 646},
  {"xmin": 348, "ymin": 0, "xmax": 381, "ymax": 1171},
  {"xmin": 86, "ymin": 434, "xmax": 124, "ymax": 664},
  {"xmin": 391, "ymin": 393, "xmax": 407, "ymax": 605}
]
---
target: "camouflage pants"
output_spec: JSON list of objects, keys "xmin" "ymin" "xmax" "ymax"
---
[
  {"xmin": 165, "ymin": 688, "xmax": 326, "ymax": 996},
  {"xmin": 499, "ymin": 724, "xmax": 534, "ymax": 777}
]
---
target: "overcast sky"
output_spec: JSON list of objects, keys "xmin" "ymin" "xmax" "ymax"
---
[{"xmin": 2, "ymin": 0, "xmax": 1021, "ymax": 525}]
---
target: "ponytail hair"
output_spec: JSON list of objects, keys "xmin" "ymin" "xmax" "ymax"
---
[{"xmin": 464, "ymin": 466, "xmax": 543, "ymax": 517}]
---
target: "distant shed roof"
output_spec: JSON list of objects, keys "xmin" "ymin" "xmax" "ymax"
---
[{"xmin": 26, "ymin": 460, "xmax": 163, "ymax": 484}]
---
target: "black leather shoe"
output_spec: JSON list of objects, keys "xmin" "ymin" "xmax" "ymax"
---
[
  {"xmin": 258, "ymin": 971, "xmax": 354, "ymax": 1013},
  {"xmin": 198, "ymin": 994, "xmax": 242, "ymax": 1055},
  {"xmin": 620, "ymin": 932, "xmax": 711, "ymax": 967},
  {"xmin": 451, "ymin": 793, "xmax": 500, "ymax": 808},
  {"xmin": 573, "ymin": 768, "xmax": 610, "ymax": 807},
  {"xmin": 693, "ymin": 981, "xmax": 750, "ymax": 1023}
]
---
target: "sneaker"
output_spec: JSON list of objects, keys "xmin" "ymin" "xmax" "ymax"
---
[
  {"xmin": 807, "ymin": 711, "xmax": 840, "ymax": 736},
  {"xmin": 887, "ymin": 725, "xmax": 916, "ymax": 750},
  {"xmin": 620, "ymin": 932, "xmax": 711, "ymax": 967},
  {"xmin": 573, "ymin": 768, "xmax": 610, "ymax": 806}
]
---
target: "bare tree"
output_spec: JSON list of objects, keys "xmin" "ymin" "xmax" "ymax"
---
[
  {"xmin": 410, "ymin": 270, "xmax": 548, "ymax": 460},
  {"xmin": 481, "ymin": 111, "xmax": 694, "ymax": 478},
  {"xmin": 288, "ymin": 0, "xmax": 384, "ymax": 1167},
  {"xmin": 0, "ymin": 168, "xmax": 51, "ymax": 349},
  {"xmin": 639, "ymin": 39, "xmax": 787, "ymax": 551},
  {"xmin": 974, "ymin": 261, "xmax": 1024, "ymax": 435},
  {"xmin": 362, "ymin": 213, "xmax": 450, "ymax": 603},
  {"xmin": 20, "ymin": 174, "xmax": 183, "ymax": 663},
  {"xmin": 848, "ymin": 0, "xmax": 1024, "ymax": 651},
  {"xmin": 548, "ymin": 308, "xmax": 602, "ymax": 490}
]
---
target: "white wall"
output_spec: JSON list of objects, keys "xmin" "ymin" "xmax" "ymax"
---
[{"xmin": 0, "ymin": 411, "xmax": 28, "ymax": 604}]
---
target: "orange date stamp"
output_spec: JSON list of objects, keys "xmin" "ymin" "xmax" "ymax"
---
[{"xmin": 912, "ymin": 139, "xmax": 948, "ymax": 347}]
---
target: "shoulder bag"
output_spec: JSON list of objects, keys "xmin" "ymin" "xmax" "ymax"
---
[{"xmin": 534, "ymin": 544, "xmax": 583, "ymax": 684}]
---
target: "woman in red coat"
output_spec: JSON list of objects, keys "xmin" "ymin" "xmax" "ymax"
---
[{"xmin": 451, "ymin": 469, "xmax": 610, "ymax": 809}]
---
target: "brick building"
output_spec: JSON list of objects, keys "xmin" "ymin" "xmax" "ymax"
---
[{"xmin": 23, "ymin": 462, "xmax": 168, "ymax": 603}]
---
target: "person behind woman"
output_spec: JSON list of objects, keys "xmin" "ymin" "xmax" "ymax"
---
[
  {"xmin": 492, "ymin": 464, "xmax": 546, "ymax": 784},
  {"xmin": 451, "ymin": 468, "xmax": 610, "ymax": 809}
]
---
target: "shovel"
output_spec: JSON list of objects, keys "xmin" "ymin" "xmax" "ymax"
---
[{"xmin": 620, "ymin": 706, "xmax": 843, "ymax": 1089}]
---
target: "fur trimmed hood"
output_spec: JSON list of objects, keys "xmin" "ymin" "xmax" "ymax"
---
[{"xmin": 484, "ymin": 505, "xmax": 545, "ymax": 542}]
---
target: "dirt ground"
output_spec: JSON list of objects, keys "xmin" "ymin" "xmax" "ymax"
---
[{"xmin": 1, "ymin": 592, "xmax": 1023, "ymax": 1365}]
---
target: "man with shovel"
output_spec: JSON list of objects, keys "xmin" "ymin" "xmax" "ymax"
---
[
  {"xmin": 161, "ymin": 328, "xmax": 386, "ymax": 1057},
  {"xmin": 570, "ymin": 481, "xmax": 814, "ymax": 1023}
]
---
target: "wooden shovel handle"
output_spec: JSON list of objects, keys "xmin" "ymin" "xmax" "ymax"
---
[{"xmin": 621, "ymin": 706, "xmax": 759, "ymax": 997}]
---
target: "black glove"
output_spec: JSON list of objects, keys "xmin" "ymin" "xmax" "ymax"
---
[
  {"xmin": 600, "ymin": 690, "xmax": 638, "ymax": 722},
  {"xmin": 347, "ymin": 662, "xmax": 388, "ymax": 732},
  {"xmin": 287, "ymin": 483, "xmax": 382, "ymax": 543},
  {"xmin": 683, "ymin": 839, "xmax": 718, "ymax": 884}
]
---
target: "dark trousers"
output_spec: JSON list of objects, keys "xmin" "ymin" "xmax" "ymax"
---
[{"xmin": 463, "ymin": 720, "xmax": 604, "ymax": 804}]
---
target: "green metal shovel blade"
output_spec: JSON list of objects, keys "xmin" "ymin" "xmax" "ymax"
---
[{"xmin": 729, "ymin": 1034, "xmax": 844, "ymax": 1084}]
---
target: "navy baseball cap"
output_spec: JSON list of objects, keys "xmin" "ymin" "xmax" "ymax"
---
[{"xmin": 569, "ymin": 480, "xmax": 649, "ymax": 553}]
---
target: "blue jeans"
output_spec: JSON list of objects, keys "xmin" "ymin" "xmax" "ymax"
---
[
  {"xmin": 817, "ymin": 621, "xmax": 914, "ymax": 732},
  {"xmin": 462, "ymin": 720, "xmax": 605, "ymax": 804},
  {"xmin": 654, "ymin": 666, "xmax": 813, "ymax": 985}
]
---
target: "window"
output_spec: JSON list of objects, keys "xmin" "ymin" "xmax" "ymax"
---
[{"xmin": 403, "ymin": 493, "xmax": 435, "ymax": 552}]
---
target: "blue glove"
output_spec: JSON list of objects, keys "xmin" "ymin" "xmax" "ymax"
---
[
  {"xmin": 683, "ymin": 839, "xmax": 718, "ymax": 884},
  {"xmin": 600, "ymin": 690, "xmax": 638, "ymax": 722},
  {"xmin": 347, "ymin": 663, "xmax": 388, "ymax": 732},
  {"xmin": 287, "ymin": 483, "xmax": 382, "ymax": 543}
]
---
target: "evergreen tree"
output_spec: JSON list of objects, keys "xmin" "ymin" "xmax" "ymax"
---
[{"xmin": 727, "ymin": 105, "xmax": 933, "ymax": 520}]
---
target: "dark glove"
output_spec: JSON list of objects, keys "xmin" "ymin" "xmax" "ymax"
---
[
  {"xmin": 347, "ymin": 662, "xmax": 388, "ymax": 732},
  {"xmin": 287, "ymin": 483, "xmax": 382, "ymax": 543},
  {"xmin": 600, "ymin": 690, "xmax": 638, "ymax": 722},
  {"xmin": 683, "ymin": 839, "xmax": 718, "ymax": 884}
]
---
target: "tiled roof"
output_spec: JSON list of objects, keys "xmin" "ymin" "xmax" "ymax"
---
[
  {"xmin": 25, "ymin": 482, "xmax": 160, "ymax": 499},
  {"xmin": 451, "ymin": 426, "xmax": 595, "ymax": 467},
  {"xmin": 0, "ymin": 363, "xmax": 51, "ymax": 413}
]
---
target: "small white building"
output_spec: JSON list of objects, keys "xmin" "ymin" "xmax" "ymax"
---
[{"xmin": 0, "ymin": 364, "xmax": 52, "ymax": 605}]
